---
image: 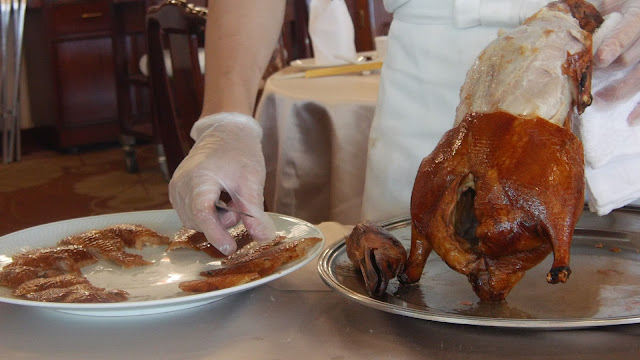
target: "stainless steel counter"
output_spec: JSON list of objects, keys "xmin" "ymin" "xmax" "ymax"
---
[{"xmin": 0, "ymin": 222, "xmax": 638, "ymax": 359}]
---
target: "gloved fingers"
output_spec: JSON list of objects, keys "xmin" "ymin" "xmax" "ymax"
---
[
  {"xmin": 242, "ymin": 212, "xmax": 277, "ymax": 244},
  {"xmin": 224, "ymin": 186, "xmax": 276, "ymax": 243},
  {"xmin": 628, "ymin": 102, "xmax": 640, "ymax": 126},
  {"xmin": 171, "ymin": 193, "xmax": 238, "ymax": 255},
  {"xmin": 595, "ymin": 62, "xmax": 640, "ymax": 102},
  {"xmin": 595, "ymin": 0, "xmax": 627, "ymax": 14},
  {"xmin": 219, "ymin": 210, "xmax": 240, "ymax": 228},
  {"xmin": 594, "ymin": 6, "xmax": 640, "ymax": 67},
  {"xmin": 613, "ymin": 35, "xmax": 640, "ymax": 67},
  {"xmin": 180, "ymin": 185, "xmax": 239, "ymax": 255},
  {"xmin": 197, "ymin": 213, "xmax": 238, "ymax": 256}
]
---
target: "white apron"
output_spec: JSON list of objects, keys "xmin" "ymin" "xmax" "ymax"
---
[{"xmin": 361, "ymin": 0, "xmax": 551, "ymax": 221}]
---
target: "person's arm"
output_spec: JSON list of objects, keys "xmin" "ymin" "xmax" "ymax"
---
[
  {"xmin": 201, "ymin": 0, "xmax": 287, "ymax": 116},
  {"xmin": 169, "ymin": 0, "xmax": 286, "ymax": 255}
]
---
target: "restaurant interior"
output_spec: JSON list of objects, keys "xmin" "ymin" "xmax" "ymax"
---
[
  {"xmin": 1, "ymin": 0, "xmax": 391, "ymax": 233},
  {"xmin": 1, "ymin": 1, "xmax": 639, "ymax": 359}
]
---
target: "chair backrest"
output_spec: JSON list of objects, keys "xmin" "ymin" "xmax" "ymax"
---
[
  {"xmin": 282, "ymin": 0, "xmax": 312, "ymax": 62},
  {"xmin": 146, "ymin": 0, "xmax": 207, "ymax": 177}
]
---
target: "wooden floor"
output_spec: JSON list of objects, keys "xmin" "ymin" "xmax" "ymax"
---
[{"xmin": 0, "ymin": 140, "xmax": 172, "ymax": 236}]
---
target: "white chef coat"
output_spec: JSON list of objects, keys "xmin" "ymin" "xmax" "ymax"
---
[{"xmin": 361, "ymin": 0, "xmax": 552, "ymax": 221}]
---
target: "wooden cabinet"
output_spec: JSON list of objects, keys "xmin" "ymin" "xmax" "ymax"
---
[{"xmin": 24, "ymin": 0, "xmax": 151, "ymax": 150}]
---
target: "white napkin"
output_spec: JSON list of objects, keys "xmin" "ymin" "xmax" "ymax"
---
[
  {"xmin": 308, "ymin": 0, "xmax": 357, "ymax": 65},
  {"xmin": 577, "ymin": 13, "xmax": 640, "ymax": 215}
]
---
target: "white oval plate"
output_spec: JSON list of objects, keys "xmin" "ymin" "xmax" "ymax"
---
[{"xmin": 0, "ymin": 210, "xmax": 324, "ymax": 317}]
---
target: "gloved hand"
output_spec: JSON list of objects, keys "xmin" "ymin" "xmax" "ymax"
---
[
  {"xmin": 169, "ymin": 112, "xmax": 276, "ymax": 255},
  {"xmin": 590, "ymin": 0, "xmax": 640, "ymax": 125}
]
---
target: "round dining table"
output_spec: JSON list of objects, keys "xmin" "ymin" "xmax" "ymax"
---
[
  {"xmin": 255, "ymin": 67, "xmax": 381, "ymax": 226},
  {"xmin": 0, "ymin": 221, "xmax": 638, "ymax": 359}
]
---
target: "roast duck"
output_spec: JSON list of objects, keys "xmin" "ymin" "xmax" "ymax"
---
[{"xmin": 347, "ymin": 0, "xmax": 604, "ymax": 302}]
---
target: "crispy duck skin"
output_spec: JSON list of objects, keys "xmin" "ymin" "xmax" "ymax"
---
[
  {"xmin": 345, "ymin": 222, "xmax": 407, "ymax": 298},
  {"xmin": 402, "ymin": 0, "xmax": 602, "ymax": 302},
  {"xmin": 167, "ymin": 227, "xmax": 228, "ymax": 258},
  {"xmin": 167, "ymin": 226, "xmax": 256, "ymax": 258},
  {"xmin": 12, "ymin": 274, "xmax": 91, "ymax": 296},
  {"xmin": 59, "ymin": 229, "xmax": 152, "ymax": 268},
  {"xmin": 221, "ymin": 236, "xmax": 287, "ymax": 266},
  {"xmin": 0, "ymin": 224, "xmax": 167, "ymax": 303},
  {"xmin": 223, "ymin": 237, "xmax": 321, "ymax": 266},
  {"xmin": 102, "ymin": 224, "xmax": 170, "ymax": 249},
  {"xmin": 0, "ymin": 266, "xmax": 66, "ymax": 289},
  {"xmin": 179, "ymin": 273, "xmax": 260, "ymax": 293},
  {"xmin": 201, "ymin": 252, "xmax": 296, "ymax": 278},
  {"xmin": 23, "ymin": 284, "xmax": 129, "ymax": 303},
  {"xmin": 5, "ymin": 245, "xmax": 98, "ymax": 274},
  {"xmin": 180, "ymin": 237, "xmax": 322, "ymax": 293},
  {"xmin": 200, "ymin": 237, "xmax": 322, "ymax": 278}
]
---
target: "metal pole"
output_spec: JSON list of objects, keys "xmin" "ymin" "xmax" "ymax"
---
[
  {"xmin": 9, "ymin": 0, "xmax": 26, "ymax": 162},
  {"xmin": 1, "ymin": 0, "xmax": 11, "ymax": 164},
  {"xmin": 0, "ymin": 0, "xmax": 26, "ymax": 164}
]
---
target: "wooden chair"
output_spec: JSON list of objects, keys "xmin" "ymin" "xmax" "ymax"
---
[
  {"xmin": 146, "ymin": 0, "xmax": 207, "ymax": 179},
  {"xmin": 281, "ymin": 0, "xmax": 313, "ymax": 62}
]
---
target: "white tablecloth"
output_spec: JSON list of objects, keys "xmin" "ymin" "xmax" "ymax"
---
[{"xmin": 255, "ymin": 68, "xmax": 380, "ymax": 225}]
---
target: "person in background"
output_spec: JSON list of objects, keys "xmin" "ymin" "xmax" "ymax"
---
[{"xmin": 169, "ymin": 0, "xmax": 640, "ymax": 255}]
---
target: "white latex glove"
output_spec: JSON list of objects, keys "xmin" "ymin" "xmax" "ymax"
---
[
  {"xmin": 591, "ymin": 0, "xmax": 640, "ymax": 125},
  {"xmin": 169, "ymin": 112, "xmax": 276, "ymax": 255}
]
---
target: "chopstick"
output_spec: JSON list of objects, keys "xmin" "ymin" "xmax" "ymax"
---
[{"xmin": 278, "ymin": 61, "xmax": 383, "ymax": 79}]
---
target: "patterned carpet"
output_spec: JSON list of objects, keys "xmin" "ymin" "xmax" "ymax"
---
[{"xmin": 0, "ymin": 143, "xmax": 172, "ymax": 237}]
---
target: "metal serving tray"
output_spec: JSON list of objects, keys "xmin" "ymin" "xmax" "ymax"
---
[{"xmin": 318, "ymin": 207, "xmax": 640, "ymax": 329}]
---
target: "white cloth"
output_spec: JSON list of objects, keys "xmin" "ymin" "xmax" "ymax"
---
[
  {"xmin": 577, "ymin": 13, "xmax": 640, "ymax": 215},
  {"xmin": 308, "ymin": 0, "xmax": 358, "ymax": 65}
]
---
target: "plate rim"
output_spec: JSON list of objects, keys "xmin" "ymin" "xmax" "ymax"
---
[
  {"xmin": 0, "ymin": 209, "xmax": 325, "ymax": 316},
  {"xmin": 317, "ymin": 208, "xmax": 640, "ymax": 329}
]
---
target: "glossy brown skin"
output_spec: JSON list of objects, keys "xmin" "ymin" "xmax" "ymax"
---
[
  {"xmin": 59, "ymin": 230, "xmax": 152, "ymax": 268},
  {"xmin": 12, "ymin": 274, "xmax": 90, "ymax": 296},
  {"xmin": 401, "ymin": 113, "xmax": 585, "ymax": 302},
  {"xmin": 346, "ymin": 222, "xmax": 407, "ymax": 298},
  {"xmin": 181, "ymin": 237, "xmax": 322, "ymax": 293},
  {"xmin": 6, "ymin": 245, "xmax": 98, "ymax": 275},
  {"xmin": 103, "ymin": 224, "xmax": 170, "ymax": 249},
  {"xmin": 23, "ymin": 284, "xmax": 129, "ymax": 303}
]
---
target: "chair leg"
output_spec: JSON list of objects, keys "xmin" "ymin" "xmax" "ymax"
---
[
  {"xmin": 156, "ymin": 143, "xmax": 170, "ymax": 182},
  {"xmin": 119, "ymin": 134, "xmax": 139, "ymax": 173}
]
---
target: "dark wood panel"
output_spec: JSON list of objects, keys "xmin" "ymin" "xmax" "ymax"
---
[
  {"xmin": 58, "ymin": 122, "xmax": 120, "ymax": 147},
  {"xmin": 25, "ymin": 0, "xmax": 152, "ymax": 150},
  {"xmin": 55, "ymin": 37, "xmax": 119, "ymax": 128},
  {"xmin": 51, "ymin": 0, "xmax": 112, "ymax": 37}
]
